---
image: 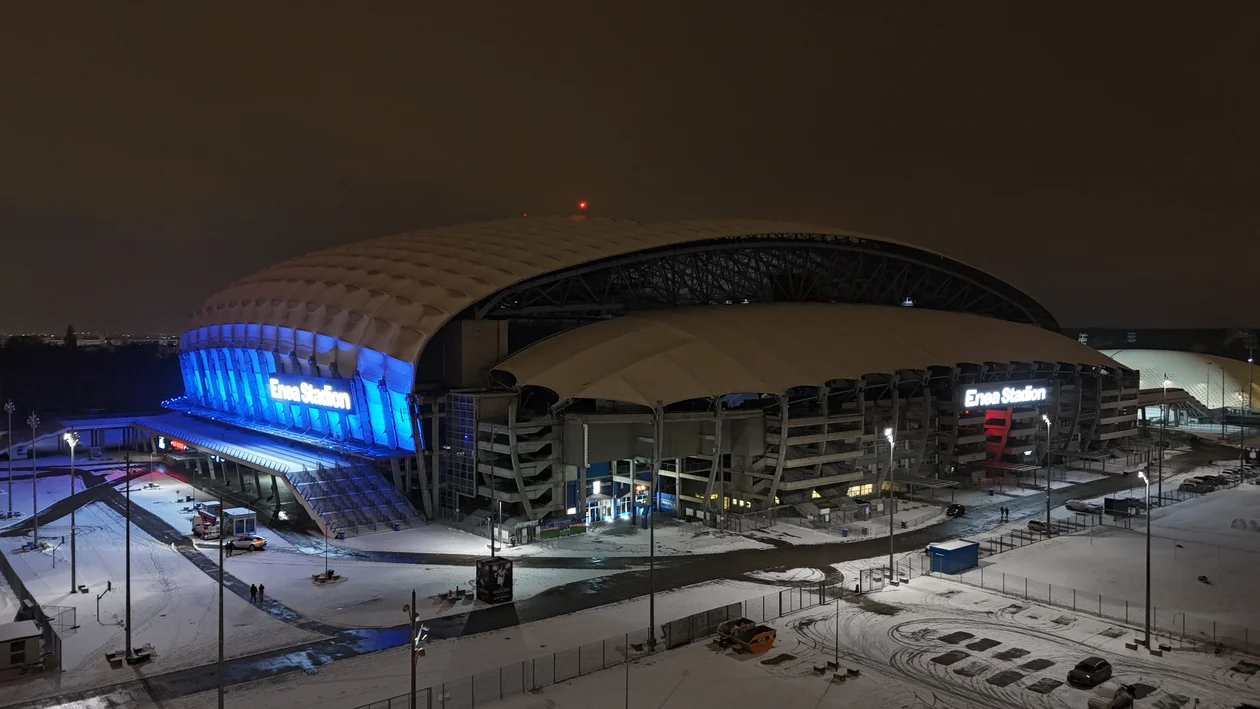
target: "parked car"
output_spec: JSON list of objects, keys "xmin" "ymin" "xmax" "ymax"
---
[
  {"xmin": 945, "ymin": 504, "xmax": 966, "ymax": 517},
  {"xmin": 1183, "ymin": 477, "xmax": 1214, "ymax": 487},
  {"xmin": 1027, "ymin": 519, "xmax": 1057, "ymax": 535},
  {"xmin": 225, "ymin": 534, "xmax": 267, "ymax": 551},
  {"xmin": 1065, "ymin": 499, "xmax": 1102, "ymax": 514},
  {"xmin": 1179, "ymin": 482, "xmax": 1211, "ymax": 494},
  {"xmin": 1067, "ymin": 656, "xmax": 1113, "ymax": 687}
]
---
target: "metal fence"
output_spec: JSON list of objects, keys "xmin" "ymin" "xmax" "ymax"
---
[
  {"xmin": 0, "ymin": 546, "xmax": 63, "ymax": 671},
  {"xmin": 346, "ymin": 583, "xmax": 838, "ymax": 709},
  {"xmin": 949, "ymin": 566, "xmax": 1258, "ymax": 654}
]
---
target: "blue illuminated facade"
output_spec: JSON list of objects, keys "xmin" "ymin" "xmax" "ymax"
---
[{"xmin": 176, "ymin": 326, "xmax": 417, "ymax": 453}]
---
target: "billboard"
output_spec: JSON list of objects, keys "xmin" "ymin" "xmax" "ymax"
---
[{"xmin": 476, "ymin": 557, "xmax": 514, "ymax": 603}]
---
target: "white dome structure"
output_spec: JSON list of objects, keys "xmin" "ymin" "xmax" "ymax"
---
[{"xmin": 1102, "ymin": 349, "xmax": 1259, "ymax": 411}]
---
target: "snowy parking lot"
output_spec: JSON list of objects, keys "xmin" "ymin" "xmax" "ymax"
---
[{"xmin": 467, "ymin": 576, "xmax": 1260, "ymax": 709}]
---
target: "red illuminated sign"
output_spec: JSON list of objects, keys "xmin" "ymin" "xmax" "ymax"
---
[{"xmin": 169, "ymin": 439, "xmax": 188, "ymax": 451}]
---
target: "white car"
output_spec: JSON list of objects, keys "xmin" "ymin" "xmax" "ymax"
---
[
  {"xmin": 1065, "ymin": 499, "xmax": 1101, "ymax": 514},
  {"xmin": 224, "ymin": 534, "xmax": 267, "ymax": 551}
]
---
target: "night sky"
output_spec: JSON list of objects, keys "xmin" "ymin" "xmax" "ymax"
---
[{"xmin": 1, "ymin": 4, "xmax": 1257, "ymax": 334}]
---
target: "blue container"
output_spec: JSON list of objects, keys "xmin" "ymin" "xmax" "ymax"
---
[
  {"xmin": 928, "ymin": 540, "xmax": 979, "ymax": 575},
  {"xmin": 841, "ymin": 528, "xmax": 849, "ymax": 538}
]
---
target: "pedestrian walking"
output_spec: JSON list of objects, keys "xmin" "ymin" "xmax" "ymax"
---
[
  {"xmin": 258, "ymin": 583, "xmax": 265, "ymax": 601},
  {"xmin": 250, "ymin": 584, "xmax": 258, "ymax": 603}
]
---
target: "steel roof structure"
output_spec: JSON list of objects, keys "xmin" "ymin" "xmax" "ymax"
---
[{"xmin": 182, "ymin": 216, "xmax": 1058, "ymax": 368}]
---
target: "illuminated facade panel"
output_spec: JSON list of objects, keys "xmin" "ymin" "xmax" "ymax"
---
[{"xmin": 176, "ymin": 327, "xmax": 416, "ymax": 452}]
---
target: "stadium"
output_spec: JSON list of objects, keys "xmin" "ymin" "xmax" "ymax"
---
[{"xmin": 141, "ymin": 216, "xmax": 1140, "ymax": 541}]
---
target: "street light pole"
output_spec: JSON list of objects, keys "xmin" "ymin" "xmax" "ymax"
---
[
  {"xmin": 26, "ymin": 413, "xmax": 39, "ymax": 548},
  {"xmin": 4, "ymin": 402, "xmax": 13, "ymax": 518},
  {"xmin": 217, "ymin": 489, "xmax": 225, "ymax": 709},
  {"xmin": 1159, "ymin": 377, "xmax": 1169, "ymax": 503},
  {"xmin": 884, "ymin": 427, "xmax": 895, "ymax": 584},
  {"xmin": 65, "ymin": 431, "xmax": 79, "ymax": 592},
  {"xmin": 1138, "ymin": 470, "xmax": 1151, "ymax": 648},
  {"xmin": 1042, "ymin": 414, "xmax": 1052, "ymax": 532},
  {"xmin": 1245, "ymin": 351, "xmax": 1254, "ymax": 460}
]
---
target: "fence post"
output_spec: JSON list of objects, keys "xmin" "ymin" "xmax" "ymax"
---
[
  {"xmin": 1002, "ymin": 573, "xmax": 1005, "ymax": 594},
  {"xmin": 1024, "ymin": 577, "xmax": 1028, "ymax": 599},
  {"xmin": 1098, "ymin": 595, "xmax": 1102, "ymax": 616},
  {"xmin": 762, "ymin": 595, "xmax": 766, "ymax": 620},
  {"xmin": 578, "ymin": 645, "xmax": 582, "ymax": 676},
  {"xmin": 521, "ymin": 661, "xmax": 526, "ymax": 694},
  {"xmin": 779, "ymin": 589, "xmax": 785, "ymax": 618},
  {"xmin": 1073, "ymin": 589, "xmax": 1076, "ymax": 610},
  {"xmin": 532, "ymin": 657, "xmax": 537, "ymax": 690},
  {"xmin": 1125, "ymin": 601, "xmax": 1129, "ymax": 623},
  {"xmin": 499, "ymin": 666, "xmax": 504, "ymax": 699}
]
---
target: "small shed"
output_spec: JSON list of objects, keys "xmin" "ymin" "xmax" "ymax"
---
[
  {"xmin": 0, "ymin": 621, "xmax": 41, "ymax": 670},
  {"xmin": 222, "ymin": 508, "xmax": 257, "ymax": 536},
  {"xmin": 928, "ymin": 539, "xmax": 979, "ymax": 575}
]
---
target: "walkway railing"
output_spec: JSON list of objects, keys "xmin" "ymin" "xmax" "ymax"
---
[{"xmin": 343, "ymin": 583, "xmax": 840, "ymax": 709}]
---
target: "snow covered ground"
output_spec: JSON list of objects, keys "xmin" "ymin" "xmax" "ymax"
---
[
  {"xmin": 745, "ymin": 505, "xmax": 947, "ymax": 548},
  {"xmin": 0, "ymin": 501, "xmax": 324, "ymax": 704},
  {"xmin": 157, "ymin": 578, "xmax": 784, "ymax": 709},
  {"xmin": 981, "ymin": 483, "xmax": 1260, "ymax": 631},
  {"xmin": 281, "ymin": 575, "xmax": 1256, "ymax": 709},
  {"xmin": 199, "ymin": 546, "xmax": 614, "ymax": 629},
  {"xmin": 338, "ymin": 516, "xmax": 774, "ymax": 558},
  {"xmin": 120, "ymin": 470, "xmax": 293, "ymax": 549},
  {"xmin": 0, "ymin": 473, "xmax": 76, "ymax": 529}
]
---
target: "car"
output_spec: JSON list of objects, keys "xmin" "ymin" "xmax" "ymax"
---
[
  {"xmin": 945, "ymin": 504, "xmax": 965, "ymax": 517},
  {"xmin": 1065, "ymin": 499, "xmax": 1102, "ymax": 514},
  {"xmin": 1027, "ymin": 519, "xmax": 1057, "ymax": 534},
  {"xmin": 1179, "ymin": 482, "xmax": 1211, "ymax": 493},
  {"xmin": 1067, "ymin": 656, "xmax": 1113, "ymax": 687},
  {"xmin": 225, "ymin": 534, "xmax": 267, "ymax": 551}
]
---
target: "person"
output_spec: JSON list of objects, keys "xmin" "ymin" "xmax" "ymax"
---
[
  {"xmin": 250, "ymin": 584, "xmax": 258, "ymax": 603},
  {"xmin": 258, "ymin": 583, "xmax": 265, "ymax": 601}
]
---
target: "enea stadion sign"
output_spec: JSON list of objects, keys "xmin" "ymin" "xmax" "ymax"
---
[
  {"xmin": 961, "ymin": 382, "xmax": 1050, "ymax": 409},
  {"xmin": 268, "ymin": 374, "xmax": 355, "ymax": 413}
]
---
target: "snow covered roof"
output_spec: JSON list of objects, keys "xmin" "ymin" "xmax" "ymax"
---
[
  {"xmin": 929, "ymin": 539, "xmax": 978, "ymax": 551},
  {"xmin": 182, "ymin": 216, "xmax": 1048, "ymax": 365},
  {"xmin": 1101, "ymin": 349, "xmax": 1259, "ymax": 410},
  {"xmin": 494, "ymin": 303, "xmax": 1116, "ymax": 407},
  {"xmin": 0, "ymin": 621, "xmax": 39, "ymax": 643}
]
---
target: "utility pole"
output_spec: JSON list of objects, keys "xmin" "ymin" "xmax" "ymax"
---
[
  {"xmin": 124, "ymin": 452, "xmax": 133, "ymax": 657},
  {"xmin": 4, "ymin": 401, "xmax": 13, "ymax": 518},
  {"xmin": 1159, "ymin": 376, "xmax": 1169, "ymax": 503},
  {"xmin": 1042, "ymin": 414, "xmax": 1052, "ymax": 532},
  {"xmin": 66, "ymin": 431, "xmax": 80, "ymax": 592},
  {"xmin": 218, "ymin": 489, "xmax": 225, "ymax": 709},
  {"xmin": 1245, "ymin": 336, "xmax": 1256, "ymax": 460},
  {"xmin": 27, "ymin": 413, "xmax": 39, "ymax": 548},
  {"xmin": 649, "ymin": 403, "xmax": 662, "ymax": 646},
  {"xmin": 885, "ymin": 426, "xmax": 895, "ymax": 584}
]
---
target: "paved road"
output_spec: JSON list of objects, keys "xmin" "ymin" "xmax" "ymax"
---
[{"xmin": 6, "ymin": 441, "xmax": 1228, "ymax": 708}]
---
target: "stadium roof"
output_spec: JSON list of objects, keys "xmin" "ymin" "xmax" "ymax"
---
[
  {"xmin": 183, "ymin": 216, "xmax": 1054, "ymax": 364},
  {"xmin": 1102, "ymin": 349, "xmax": 1259, "ymax": 410},
  {"xmin": 493, "ymin": 303, "xmax": 1116, "ymax": 407}
]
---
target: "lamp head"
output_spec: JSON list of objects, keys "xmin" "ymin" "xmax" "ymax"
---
[
  {"xmin": 1041, "ymin": 414, "xmax": 1051, "ymax": 426},
  {"xmin": 63, "ymin": 431, "xmax": 79, "ymax": 447},
  {"xmin": 883, "ymin": 427, "xmax": 894, "ymax": 443},
  {"xmin": 1163, "ymin": 379, "xmax": 1171, "ymax": 388},
  {"xmin": 1137, "ymin": 470, "xmax": 1148, "ymax": 484}
]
